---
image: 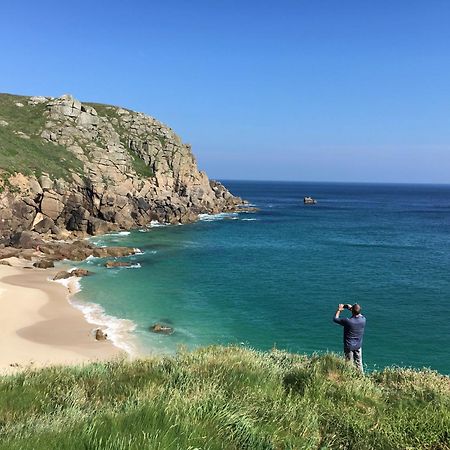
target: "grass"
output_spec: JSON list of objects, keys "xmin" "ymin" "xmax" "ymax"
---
[
  {"xmin": 0, "ymin": 347, "xmax": 448, "ymax": 449},
  {"xmin": 0, "ymin": 93, "xmax": 83, "ymax": 180}
]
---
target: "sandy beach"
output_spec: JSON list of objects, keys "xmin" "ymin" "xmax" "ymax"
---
[{"xmin": 0, "ymin": 261, "xmax": 123, "ymax": 375}]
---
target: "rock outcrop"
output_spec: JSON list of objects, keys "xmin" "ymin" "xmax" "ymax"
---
[
  {"xmin": 150, "ymin": 323, "xmax": 174, "ymax": 335},
  {"xmin": 105, "ymin": 261, "xmax": 132, "ymax": 268},
  {"xmin": 0, "ymin": 94, "xmax": 246, "ymax": 244}
]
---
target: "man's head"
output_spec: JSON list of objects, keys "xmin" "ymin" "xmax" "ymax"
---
[{"xmin": 351, "ymin": 303, "xmax": 361, "ymax": 315}]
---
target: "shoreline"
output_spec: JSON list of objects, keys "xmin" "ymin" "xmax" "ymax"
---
[
  {"xmin": 0, "ymin": 262, "xmax": 125, "ymax": 375},
  {"xmin": 58, "ymin": 269, "xmax": 139, "ymax": 356}
]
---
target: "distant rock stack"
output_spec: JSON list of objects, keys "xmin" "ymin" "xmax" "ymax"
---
[{"xmin": 0, "ymin": 94, "xmax": 245, "ymax": 244}]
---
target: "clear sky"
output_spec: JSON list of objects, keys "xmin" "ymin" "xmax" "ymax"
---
[{"xmin": 1, "ymin": 1, "xmax": 449, "ymax": 183}]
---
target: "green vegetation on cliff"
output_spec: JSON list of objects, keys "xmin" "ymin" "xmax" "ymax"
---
[
  {"xmin": 0, "ymin": 94, "xmax": 83, "ymax": 179},
  {"xmin": 0, "ymin": 347, "xmax": 448, "ymax": 450},
  {"xmin": 85, "ymin": 101, "xmax": 154, "ymax": 178}
]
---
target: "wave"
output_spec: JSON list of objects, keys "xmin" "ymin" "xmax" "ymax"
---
[
  {"xmin": 51, "ymin": 272, "xmax": 137, "ymax": 355},
  {"xmin": 118, "ymin": 263, "xmax": 141, "ymax": 269},
  {"xmin": 107, "ymin": 231, "xmax": 131, "ymax": 237},
  {"xmin": 150, "ymin": 220, "xmax": 169, "ymax": 227},
  {"xmin": 241, "ymin": 218, "xmax": 258, "ymax": 221},
  {"xmin": 325, "ymin": 239, "xmax": 425, "ymax": 251},
  {"xmin": 198, "ymin": 212, "xmax": 239, "ymax": 221},
  {"xmin": 70, "ymin": 298, "xmax": 137, "ymax": 355}
]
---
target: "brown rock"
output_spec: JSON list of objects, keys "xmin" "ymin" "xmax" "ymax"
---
[
  {"xmin": 0, "ymin": 247, "xmax": 20, "ymax": 259},
  {"xmin": 33, "ymin": 259, "xmax": 55, "ymax": 269},
  {"xmin": 53, "ymin": 270, "xmax": 72, "ymax": 280},
  {"xmin": 34, "ymin": 217, "xmax": 56, "ymax": 234},
  {"xmin": 10, "ymin": 231, "xmax": 44, "ymax": 249},
  {"xmin": 53, "ymin": 268, "xmax": 91, "ymax": 280},
  {"xmin": 105, "ymin": 261, "xmax": 132, "ymax": 268},
  {"xmin": 95, "ymin": 329, "xmax": 107, "ymax": 341},
  {"xmin": 71, "ymin": 268, "xmax": 92, "ymax": 277},
  {"xmin": 106, "ymin": 247, "xmax": 136, "ymax": 258},
  {"xmin": 40, "ymin": 192, "xmax": 64, "ymax": 220},
  {"xmin": 150, "ymin": 323, "xmax": 174, "ymax": 335}
]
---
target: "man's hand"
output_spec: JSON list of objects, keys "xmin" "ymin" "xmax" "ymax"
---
[{"xmin": 335, "ymin": 304, "xmax": 344, "ymax": 319}]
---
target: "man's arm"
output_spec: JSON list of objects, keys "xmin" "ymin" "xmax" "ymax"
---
[{"xmin": 333, "ymin": 304, "xmax": 346, "ymax": 324}]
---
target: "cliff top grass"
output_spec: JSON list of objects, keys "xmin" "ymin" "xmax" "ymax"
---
[
  {"xmin": 0, "ymin": 346, "xmax": 449, "ymax": 450},
  {"xmin": 0, "ymin": 93, "xmax": 83, "ymax": 180}
]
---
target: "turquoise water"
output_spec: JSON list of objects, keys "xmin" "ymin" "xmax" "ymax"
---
[{"xmin": 73, "ymin": 181, "xmax": 450, "ymax": 374}]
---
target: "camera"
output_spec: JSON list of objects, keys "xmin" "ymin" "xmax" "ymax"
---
[{"xmin": 343, "ymin": 304, "xmax": 352, "ymax": 310}]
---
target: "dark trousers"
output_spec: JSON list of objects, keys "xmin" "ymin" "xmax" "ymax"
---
[{"xmin": 344, "ymin": 348, "xmax": 363, "ymax": 373}]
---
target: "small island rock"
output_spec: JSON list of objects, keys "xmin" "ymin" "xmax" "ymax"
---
[
  {"xmin": 150, "ymin": 323, "xmax": 174, "ymax": 335},
  {"xmin": 105, "ymin": 261, "xmax": 132, "ymax": 268}
]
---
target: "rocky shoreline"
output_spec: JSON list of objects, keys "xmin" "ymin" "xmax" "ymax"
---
[
  {"xmin": 0, "ymin": 93, "xmax": 250, "ymax": 247},
  {"xmin": 0, "ymin": 92, "xmax": 255, "ymax": 357}
]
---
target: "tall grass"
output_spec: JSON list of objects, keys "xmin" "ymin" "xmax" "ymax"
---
[{"xmin": 0, "ymin": 347, "xmax": 448, "ymax": 449}]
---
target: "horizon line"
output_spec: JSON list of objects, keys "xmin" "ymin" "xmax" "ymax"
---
[{"xmin": 216, "ymin": 178, "xmax": 450, "ymax": 186}]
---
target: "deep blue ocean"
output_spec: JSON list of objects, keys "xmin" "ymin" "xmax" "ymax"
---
[{"xmin": 73, "ymin": 181, "xmax": 450, "ymax": 374}]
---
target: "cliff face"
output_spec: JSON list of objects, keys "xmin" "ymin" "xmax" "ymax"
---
[{"xmin": 0, "ymin": 94, "xmax": 244, "ymax": 242}]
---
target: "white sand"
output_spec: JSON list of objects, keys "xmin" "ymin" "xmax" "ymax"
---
[{"xmin": 0, "ymin": 264, "xmax": 123, "ymax": 375}]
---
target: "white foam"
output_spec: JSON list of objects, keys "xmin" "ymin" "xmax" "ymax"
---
[
  {"xmin": 150, "ymin": 220, "xmax": 168, "ymax": 227},
  {"xmin": 198, "ymin": 212, "xmax": 239, "ymax": 222},
  {"xmin": 70, "ymin": 298, "xmax": 137, "ymax": 355},
  {"xmin": 108, "ymin": 231, "xmax": 131, "ymax": 237},
  {"xmin": 242, "ymin": 218, "xmax": 258, "ymax": 221},
  {"xmin": 134, "ymin": 248, "xmax": 144, "ymax": 255},
  {"xmin": 51, "ymin": 274, "xmax": 137, "ymax": 355}
]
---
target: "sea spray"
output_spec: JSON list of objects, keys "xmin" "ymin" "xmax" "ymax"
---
[{"xmin": 51, "ymin": 271, "xmax": 138, "ymax": 356}]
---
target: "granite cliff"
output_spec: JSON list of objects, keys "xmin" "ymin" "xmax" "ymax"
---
[{"xmin": 0, "ymin": 93, "xmax": 245, "ymax": 245}]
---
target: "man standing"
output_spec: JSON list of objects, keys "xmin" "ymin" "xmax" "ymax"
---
[{"xmin": 333, "ymin": 303, "xmax": 366, "ymax": 373}]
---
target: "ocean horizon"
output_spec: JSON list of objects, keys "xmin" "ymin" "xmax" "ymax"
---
[{"xmin": 71, "ymin": 180, "xmax": 450, "ymax": 374}]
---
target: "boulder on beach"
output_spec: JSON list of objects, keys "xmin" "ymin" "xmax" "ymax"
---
[
  {"xmin": 33, "ymin": 259, "xmax": 55, "ymax": 269},
  {"xmin": 95, "ymin": 329, "xmax": 107, "ymax": 341},
  {"xmin": 53, "ymin": 268, "xmax": 92, "ymax": 280},
  {"xmin": 150, "ymin": 323, "xmax": 174, "ymax": 335},
  {"xmin": 105, "ymin": 261, "xmax": 132, "ymax": 268}
]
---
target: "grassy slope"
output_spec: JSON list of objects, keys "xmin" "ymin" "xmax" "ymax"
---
[
  {"xmin": 0, "ymin": 93, "xmax": 83, "ymax": 180},
  {"xmin": 0, "ymin": 347, "xmax": 448, "ymax": 450}
]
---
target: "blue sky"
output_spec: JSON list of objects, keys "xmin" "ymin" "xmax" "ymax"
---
[{"xmin": 1, "ymin": 1, "xmax": 449, "ymax": 183}]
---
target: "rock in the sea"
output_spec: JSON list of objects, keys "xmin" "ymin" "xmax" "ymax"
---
[
  {"xmin": 71, "ymin": 268, "xmax": 91, "ymax": 277},
  {"xmin": 53, "ymin": 268, "xmax": 91, "ymax": 280},
  {"xmin": 33, "ymin": 259, "xmax": 55, "ymax": 269},
  {"xmin": 105, "ymin": 261, "xmax": 132, "ymax": 268},
  {"xmin": 53, "ymin": 270, "xmax": 71, "ymax": 280},
  {"xmin": 150, "ymin": 323, "xmax": 174, "ymax": 335},
  {"xmin": 95, "ymin": 329, "xmax": 107, "ymax": 341}
]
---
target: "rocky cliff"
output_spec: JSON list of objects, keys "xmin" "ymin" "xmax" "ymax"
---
[{"xmin": 0, "ymin": 93, "xmax": 245, "ymax": 244}]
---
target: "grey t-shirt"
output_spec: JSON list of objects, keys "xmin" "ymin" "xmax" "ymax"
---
[{"xmin": 333, "ymin": 314, "xmax": 366, "ymax": 350}]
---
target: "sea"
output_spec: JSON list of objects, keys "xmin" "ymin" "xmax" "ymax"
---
[{"xmin": 70, "ymin": 181, "xmax": 450, "ymax": 374}]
